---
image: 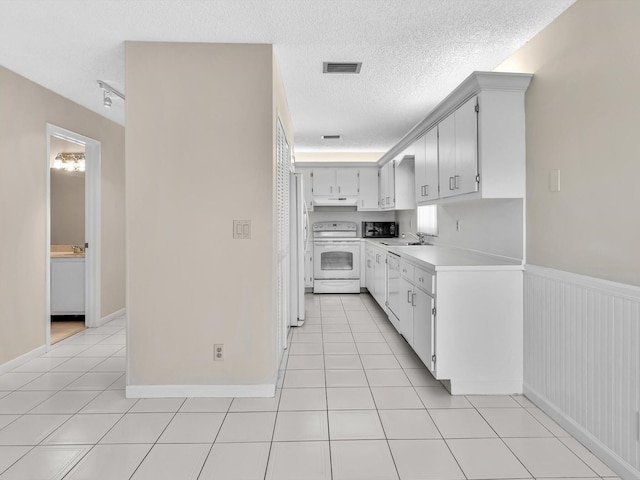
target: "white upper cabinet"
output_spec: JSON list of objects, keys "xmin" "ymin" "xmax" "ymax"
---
[
  {"xmin": 439, "ymin": 96, "xmax": 478, "ymax": 198},
  {"xmin": 381, "ymin": 72, "xmax": 532, "ymax": 204},
  {"xmin": 309, "ymin": 168, "xmax": 358, "ymax": 196},
  {"xmin": 357, "ymin": 168, "xmax": 380, "ymax": 211},
  {"xmin": 381, "ymin": 156, "xmax": 415, "ymax": 210},
  {"xmin": 414, "ymin": 128, "xmax": 439, "ymax": 204},
  {"xmin": 311, "ymin": 168, "xmax": 335, "ymax": 196},
  {"xmin": 336, "ymin": 168, "xmax": 359, "ymax": 195}
]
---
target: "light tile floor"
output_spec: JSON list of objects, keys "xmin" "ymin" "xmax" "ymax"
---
[{"xmin": 0, "ymin": 293, "xmax": 622, "ymax": 480}]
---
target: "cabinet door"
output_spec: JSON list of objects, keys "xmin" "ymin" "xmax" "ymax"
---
[
  {"xmin": 424, "ymin": 127, "xmax": 439, "ymax": 200},
  {"xmin": 312, "ymin": 168, "xmax": 335, "ymax": 196},
  {"xmin": 379, "ymin": 165, "xmax": 387, "ymax": 208},
  {"xmin": 454, "ymin": 96, "xmax": 479, "ymax": 196},
  {"xmin": 374, "ymin": 251, "xmax": 387, "ymax": 308},
  {"xmin": 358, "ymin": 169, "xmax": 380, "ymax": 211},
  {"xmin": 399, "ymin": 278, "xmax": 414, "ymax": 345},
  {"xmin": 365, "ymin": 251, "xmax": 375, "ymax": 294},
  {"xmin": 414, "ymin": 135, "xmax": 427, "ymax": 202},
  {"xmin": 413, "ymin": 289, "xmax": 435, "ymax": 373},
  {"xmin": 438, "ymin": 113, "xmax": 456, "ymax": 199},
  {"xmin": 304, "ymin": 242, "xmax": 314, "ymax": 288},
  {"xmin": 297, "ymin": 167, "xmax": 314, "ymax": 210},
  {"xmin": 336, "ymin": 168, "xmax": 358, "ymax": 195},
  {"xmin": 386, "ymin": 161, "xmax": 396, "ymax": 208}
]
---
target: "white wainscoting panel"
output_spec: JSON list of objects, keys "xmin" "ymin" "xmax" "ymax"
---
[{"xmin": 525, "ymin": 265, "xmax": 639, "ymax": 479}]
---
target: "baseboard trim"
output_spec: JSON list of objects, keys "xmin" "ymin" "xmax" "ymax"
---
[
  {"xmin": 0, "ymin": 345, "xmax": 47, "ymax": 375},
  {"xmin": 126, "ymin": 383, "xmax": 276, "ymax": 399},
  {"xmin": 448, "ymin": 379, "xmax": 523, "ymax": 395},
  {"xmin": 96, "ymin": 308, "xmax": 126, "ymax": 327},
  {"xmin": 524, "ymin": 383, "xmax": 639, "ymax": 480}
]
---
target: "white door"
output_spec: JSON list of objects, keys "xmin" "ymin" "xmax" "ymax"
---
[
  {"xmin": 386, "ymin": 162, "xmax": 396, "ymax": 208},
  {"xmin": 399, "ymin": 277, "xmax": 414, "ymax": 344},
  {"xmin": 379, "ymin": 164, "xmax": 388, "ymax": 208},
  {"xmin": 312, "ymin": 168, "xmax": 335, "ymax": 196},
  {"xmin": 297, "ymin": 167, "xmax": 314, "ymax": 210}
]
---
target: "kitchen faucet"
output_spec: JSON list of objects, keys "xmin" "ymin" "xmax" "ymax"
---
[{"xmin": 401, "ymin": 232, "xmax": 425, "ymax": 244}]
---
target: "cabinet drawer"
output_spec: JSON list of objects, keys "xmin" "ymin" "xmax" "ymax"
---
[
  {"xmin": 400, "ymin": 261, "xmax": 414, "ymax": 282},
  {"xmin": 415, "ymin": 267, "xmax": 435, "ymax": 295}
]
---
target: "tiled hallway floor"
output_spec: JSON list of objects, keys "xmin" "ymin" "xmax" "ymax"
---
[{"xmin": 0, "ymin": 294, "xmax": 620, "ymax": 479}]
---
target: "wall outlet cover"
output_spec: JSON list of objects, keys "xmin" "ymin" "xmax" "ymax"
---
[{"xmin": 233, "ymin": 220, "xmax": 251, "ymax": 239}]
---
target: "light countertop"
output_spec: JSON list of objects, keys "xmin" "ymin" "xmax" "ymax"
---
[{"xmin": 363, "ymin": 238, "xmax": 522, "ymax": 272}]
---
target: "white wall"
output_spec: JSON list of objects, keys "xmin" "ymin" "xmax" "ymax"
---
[{"xmin": 396, "ymin": 199, "xmax": 524, "ymax": 260}]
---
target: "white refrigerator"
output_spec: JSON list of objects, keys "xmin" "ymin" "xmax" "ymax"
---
[{"xmin": 290, "ymin": 173, "xmax": 308, "ymax": 327}]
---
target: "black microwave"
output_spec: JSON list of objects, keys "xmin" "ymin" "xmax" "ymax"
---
[{"xmin": 362, "ymin": 222, "xmax": 398, "ymax": 238}]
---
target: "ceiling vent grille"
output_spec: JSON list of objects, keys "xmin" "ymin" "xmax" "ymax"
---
[
  {"xmin": 323, "ymin": 62, "xmax": 362, "ymax": 74},
  {"xmin": 321, "ymin": 135, "xmax": 342, "ymax": 140}
]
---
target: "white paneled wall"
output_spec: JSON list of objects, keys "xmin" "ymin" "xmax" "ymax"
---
[{"xmin": 525, "ymin": 265, "xmax": 640, "ymax": 479}]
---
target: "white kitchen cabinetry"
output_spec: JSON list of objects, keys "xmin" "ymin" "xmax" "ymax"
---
[
  {"xmin": 311, "ymin": 168, "xmax": 358, "ymax": 196},
  {"xmin": 295, "ymin": 167, "xmax": 314, "ymax": 210},
  {"xmin": 414, "ymin": 128, "xmax": 439, "ymax": 204},
  {"xmin": 379, "ymin": 157, "xmax": 416, "ymax": 210},
  {"xmin": 365, "ymin": 239, "xmax": 524, "ymax": 395},
  {"xmin": 439, "ymin": 96, "xmax": 478, "ymax": 199},
  {"xmin": 365, "ymin": 243, "xmax": 387, "ymax": 311},
  {"xmin": 304, "ymin": 241, "xmax": 313, "ymax": 288},
  {"xmin": 398, "ymin": 261, "xmax": 435, "ymax": 372},
  {"xmin": 51, "ymin": 257, "xmax": 85, "ymax": 315},
  {"xmin": 380, "ymin": 72, "xmax": 533, "ymax": 204},
  {"xmin": 357, "ymin": 168, "xmax": 379, "ymax": 211}
]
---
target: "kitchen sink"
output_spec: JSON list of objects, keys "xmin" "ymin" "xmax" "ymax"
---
[{"xmin": 380, "ymin": 241, "xmax": 426, "ymax": 246}]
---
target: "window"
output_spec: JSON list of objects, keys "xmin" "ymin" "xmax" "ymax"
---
[{"xmin": 417, "ymin": 205, "xmax": 438, "ymax": 236}]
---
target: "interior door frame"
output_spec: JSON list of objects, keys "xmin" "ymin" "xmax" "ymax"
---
[{"xmin": 46, "ymin": 124, "xmax": 101, "ymax": 348}]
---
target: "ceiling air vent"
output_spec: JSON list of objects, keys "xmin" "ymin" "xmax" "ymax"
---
[
  {"xmin": 323, "ymin": 62, "xmax": 362, "ymax": 74},
  {"xmin": 322, "ymin": 135, "xmax": 342, "ymax": 140}
]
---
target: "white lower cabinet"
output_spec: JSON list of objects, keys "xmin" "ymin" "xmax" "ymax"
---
[
  {"xmin": 412, "ymin": 288, "xmax": 435, "ymax": 372},
  {"xmin": 51, "ymin": 257, "xmax": 85, "ymax": 315},
  {"xmin": 398, "ymin": 264, "xmax": 435, "ymax": 373},
  {"xmin": 365, "ymin": 243, "xmax": 387, "ymax": 311}
]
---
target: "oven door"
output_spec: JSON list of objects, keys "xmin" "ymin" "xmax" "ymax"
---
[{"xmin": 313, "ymin": 241, "xmax": 361, "ymax": 280}]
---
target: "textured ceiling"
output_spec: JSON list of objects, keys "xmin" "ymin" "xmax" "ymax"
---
[{"xmin": 0, "ymin": 0, "xmax": 575, "ymax": 153}]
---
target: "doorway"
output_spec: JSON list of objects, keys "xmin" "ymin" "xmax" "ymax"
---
[{"xmin": 46, "ymin": 124, "xmax": 101, "ymax": 347}]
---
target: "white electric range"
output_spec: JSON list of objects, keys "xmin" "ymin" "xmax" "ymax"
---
[{"xmin": 312, "ymin": 221, "xmax": 361, "ymax": 294}]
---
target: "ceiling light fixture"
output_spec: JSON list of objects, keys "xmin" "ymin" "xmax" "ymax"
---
[
  {"xmin": 52, "ymin": 152, "xmax": 85, "ymax": 172},
  {"xmin": 97, "ymin": 80, "xmax": 125, "ymax": 108}
]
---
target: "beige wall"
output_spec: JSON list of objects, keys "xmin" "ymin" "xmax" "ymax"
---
[
  {"xmin": 0, "ymin": 66, "xmax": 125, "ymax": 365},
  {"xmin": 496, "ymin": 0, "xmax": 640, "ymax": 286},
  {"xmin": 126, "ymin": 42, "xmax": 290, "ymax": 387}
]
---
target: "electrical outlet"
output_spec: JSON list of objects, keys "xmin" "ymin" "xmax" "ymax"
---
[
  {"xmin": 456, "ymin": 220, "xmax": 460, "ymax": 232},
  {"xmin": 214, "ymin": 344, "xmax": 224, "ymax": 361}
]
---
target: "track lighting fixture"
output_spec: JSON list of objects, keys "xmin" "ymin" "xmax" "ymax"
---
[
  {"xmin": 103, "ymin": 91, "xmax": 112, "ymax": 108},
  {"xmin": 97, "ymin": 80, "xmax": 125, "ymax": 108}
]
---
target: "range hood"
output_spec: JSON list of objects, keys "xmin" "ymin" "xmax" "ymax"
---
[{"xmin": 313, "ymin": 195, "xmax": 358, "ymax": 207}]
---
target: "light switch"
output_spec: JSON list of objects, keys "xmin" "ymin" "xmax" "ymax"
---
[
  {"xmin": 549, "ymin": 169, "xmax": 561, "ymax": 192},
  {"xmin": 233, "ymin": 220, "xmax": 251, "ymax": 239}
]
